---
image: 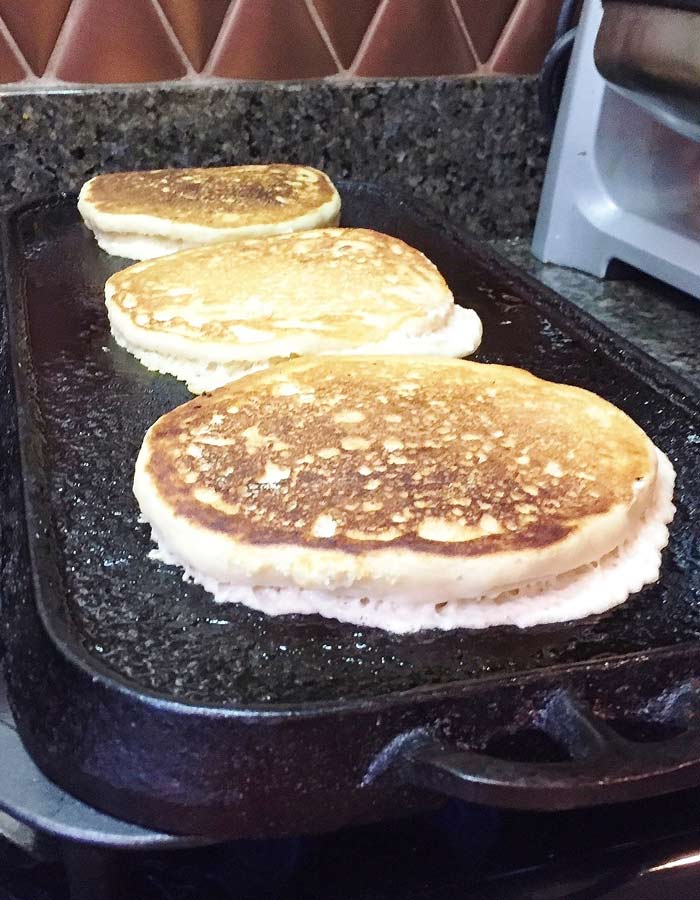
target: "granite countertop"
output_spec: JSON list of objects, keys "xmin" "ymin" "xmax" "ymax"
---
[
  {"xmin": 494, "ymin": 238, "xmax": 700, "ymax": 390},
  {"xmin": 0, "ymin": 78, "xmax": 548, "ymax": 241}
]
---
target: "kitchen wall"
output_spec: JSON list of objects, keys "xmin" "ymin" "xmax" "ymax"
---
[{"xmin": 0, "ymin": 0, "xmax": 560, "ymax": 86}]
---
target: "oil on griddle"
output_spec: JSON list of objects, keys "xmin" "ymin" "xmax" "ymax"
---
[{"xmin": 19, "ymin": 187, "xmax": 700, "ymax": 705}]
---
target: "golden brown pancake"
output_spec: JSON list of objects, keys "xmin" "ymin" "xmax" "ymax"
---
[
  {"xmin": 78, "ymin": 164, "xmax": 341, "ymax": 259},
  {"xmin": 134, "ymin": 357, "xmax": 675, "ymax": 631},
  {"xmin": 105, "ymin": 228, "xmax": 483, "ymax": 393}
]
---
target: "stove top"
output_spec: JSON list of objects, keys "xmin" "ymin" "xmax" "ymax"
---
[
  {"xmin": 3, "ymin": 658, "xmax": 700, "ymax": 900},
  {"xmin": 4, "ymin": 797, "xmax": 700, "ymax": 899}
]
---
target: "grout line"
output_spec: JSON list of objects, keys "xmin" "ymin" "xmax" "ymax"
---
[
  {"xmin": 0, "ymin": 13, "xmax": 32, "ymax": 80},
  {"xmin": 487, "ymin": 0, "xmax": 526, "ymax": 70},
  {"xmin": 43, "ymin": 0, "xmax": 85, "ymax": 78},
  {"xmin": 304, "ymin": 0, "xmax": 344, "ymax": 74},
  {"xmin": 151, "ymin": 0, "xmax": 196, "ymax": 76},
  {"xmin": 201, "ymin": 0, "xmax": 240, "ymax": 77},
  {"xmin": 449, "ymin": 0, "xmax": 481, "ymax": 66},
  {"xmin": 0, "ymin": 71, "xmax": 523, "ymax": 92},
  {"xmin": 196, "ymin": 0, "xmax": 236, "ymax": 74},
  {"xmin": 347, "ymin": 0, "xmax": 388, "ymax": 76}
]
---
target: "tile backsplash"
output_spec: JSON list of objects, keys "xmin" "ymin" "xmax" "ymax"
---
[{"xmin": 0, "ymin": 0, "xmax": 561, "ymax": 87}]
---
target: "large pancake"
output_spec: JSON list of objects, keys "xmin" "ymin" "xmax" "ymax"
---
[
  {"xmin": 134, "ymin": 357, "xmax": 675, "ymax": 630},
  {"xmin": 106, "ymin": 228, "xmax": 483, "ymax": 393},
  {"xmin": 78, "ymin": 164, "xmax": 341, "ymax": 259}
]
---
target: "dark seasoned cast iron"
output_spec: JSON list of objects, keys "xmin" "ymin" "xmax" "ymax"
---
[{"xmin": 2, "ymin": 184, "xmax": 700, "ymax": 837}]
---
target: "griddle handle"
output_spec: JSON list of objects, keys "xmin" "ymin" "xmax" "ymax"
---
[{"xmin": 398, "ymin": 690, "xmax": 700, "ymax": 811}]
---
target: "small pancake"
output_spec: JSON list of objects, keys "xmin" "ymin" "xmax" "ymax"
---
[
  {"xmin": 134, "ymin": 356, "xmax": 675, "ymax": 631},
  {"xmin": 106, "ymin": 228, "xmax": 483, "ymax": 393},
  {"xmin": 78, "ymin": 164, "xmax": 341, "ymax": 259}
]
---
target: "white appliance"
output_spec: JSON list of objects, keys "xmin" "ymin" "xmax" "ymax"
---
[{"xmin": 533, "ymin": 0, "xmax": 700, "ymax": 298}]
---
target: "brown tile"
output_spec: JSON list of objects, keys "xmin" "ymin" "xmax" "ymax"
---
[
  {"xmin": 207, "ymin": 0, "xmax": 337, "ymax": 80},
  {"xmin": 488, "ymin": 0, "xmax": 560, "ymax": 74},
  {"xmin": 51, "ymin": 0, "xmax": 187, "ymax": 83},
  {"xmin": 352, "ymin": 0, "xmax": 476, "ymax": 77},
  {"xmin": 0, "ymin": 0, "xmax": 71, "ymax": 74},
  {"xmin": 0, "ymin": 25, "xmax": 27, "ymax": 83},
  {"xmin": 310, "ymin": 0, "xmax": 380, "ymax": 69},
  {"xmin": 157, "ymin": 0, "xmax": 230, "ymax": 71},
  {"xmin": 455, "ymin": 0, "xmax": 517, "ymax": 63}
]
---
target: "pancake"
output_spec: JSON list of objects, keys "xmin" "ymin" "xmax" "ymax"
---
[
  {"xmin": 106, "ymin": 228, "xmax": 483, "ymax": 393},
  {"xmin": 133, "ymin": 356, "xmax": 675, "ymax": 632},
  {"xmin": 78, "ymin": 164, "xmax": 341, "ymax": 259}
]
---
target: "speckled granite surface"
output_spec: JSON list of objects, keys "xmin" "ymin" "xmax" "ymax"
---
[
  {"xmin": 0, "ymin": 77, "xmax": 548, "ymax": 240},
  {"xmin": 493, "ymin": 238, "xmax": 700, "ymax": 388}
]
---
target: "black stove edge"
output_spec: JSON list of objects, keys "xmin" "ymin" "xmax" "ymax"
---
[{"xmin": 0, "ymin": 668, "xmax": 209, "ymax": 850}]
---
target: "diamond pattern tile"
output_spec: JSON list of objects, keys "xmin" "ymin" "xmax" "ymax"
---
[
  {"xmin": 489, "ymin": 0, "xmax": 561, "ymax": 74},
  {"xmin": 0, "ymin": 0, "xmax": 71, "ymax": 75},
  {"xmin": 0, "ymin": 25, "xmax": 26, "ymax": 83},
  {"xmin": 157, "ymin": 0, "xmax": 230, "ymax": 71},
  {"xmin": 310, "ymin": 0, "xmax": 380, "ymax": 69},
  {"xmin": 207, "ymin": 0, "xmax": 338, "ymax": 80},
  {"xmin": 51, "ymin": 0, "xmax": 188, "ymax": 83},
  {"xmin": 456, "ymin": 0, "xmax": 518, "ymax": 64},
  {"xmin": 0, "ymin": 0, "xmax": 562, "ymax": 85},
  {"xmin": 353, "ymin": 0, "xmax": 476, "ymax": 77}
]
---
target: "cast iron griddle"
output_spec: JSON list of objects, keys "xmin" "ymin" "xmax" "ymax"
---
[
  {"xmin": 3, "ymin": 183, "xmax": 700, "ymax": 837},
  {"xmin": 12, "ymin": 188, "xmax": 700, "ymax": 705}
]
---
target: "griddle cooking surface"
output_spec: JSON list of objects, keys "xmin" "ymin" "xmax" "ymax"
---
[{"xmin": 17, "ymin": 186, "xmax": 700, "ymax": 705}]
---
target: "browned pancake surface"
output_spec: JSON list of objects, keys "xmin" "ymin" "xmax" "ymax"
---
[
  {"xmin": 83, "ymin": 165, "xmax": 336, "ymax": 227},
  {"xmin": 107, "ymin": 229, "xmax": 451, "ymax": 347},
  {"xmin": 144, "ymin": 357, "xmax": 655, "ymax": 556}
]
